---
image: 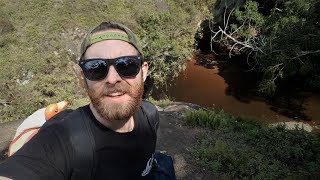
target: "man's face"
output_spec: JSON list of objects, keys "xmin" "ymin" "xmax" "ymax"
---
[{"xmin": 82, "ymin": 30, "xmax": 148, "ymax": 122}]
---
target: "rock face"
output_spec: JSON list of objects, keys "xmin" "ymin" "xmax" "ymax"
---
[
  {"xmin": 156, "ymin": 102, "xmax": 215, "ymax": 180},
  {"xmin": 270, "ymin": 121, "xmax": 313, "ymax": 132}
]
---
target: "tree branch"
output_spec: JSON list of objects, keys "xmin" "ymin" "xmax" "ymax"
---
[{"xmin": 293, "ymin": 50, "xmax": 320, "ymax": 59}]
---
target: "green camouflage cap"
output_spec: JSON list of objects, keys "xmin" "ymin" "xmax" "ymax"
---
[{"xmin": 80, "ymin": 22, "xmax": 143, "ymax": 59}]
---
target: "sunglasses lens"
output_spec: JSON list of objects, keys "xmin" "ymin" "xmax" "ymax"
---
[
  {"xmin": 80, "ymin": 56, "xmax": 142, "ymax": 80},
  {"xmin": 82, "ymin": 60, "xmax": 109, "ymax": 81},
  {"xmin": 115, "ymin": 57, "xmax": 141, "ymax": 77}
]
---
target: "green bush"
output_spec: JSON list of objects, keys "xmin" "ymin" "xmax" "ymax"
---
[
  {"xmin": 209, "ymin": 0, "xmax": 320, "ymax": 96},
  {"xmin": 186, "ymin": 109, "xmax": 320, "ymax": 178},
  {"xmin": 257, "ymin": 0, "xmax": 320, "ymax": 95},
  {"xmin": 147, "ymin": 96, "xmax": 173, "ymax": 108}
]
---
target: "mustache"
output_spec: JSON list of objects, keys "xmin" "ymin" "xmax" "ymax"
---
[{"xmin": 102, "ymin": 83, "xmax": 129, "ymax": 95}]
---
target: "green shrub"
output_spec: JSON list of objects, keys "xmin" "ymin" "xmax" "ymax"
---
[
  {"xmin": 187, "ymin": 109, "xmax": 320, "ymax": 178},
  {"xmin": 208, "ymin": 0, "xmax": 320, "ymax": 95},
  {"xmin": 147, "ymin": 96, "xmax": 173, "ymax": 108}
]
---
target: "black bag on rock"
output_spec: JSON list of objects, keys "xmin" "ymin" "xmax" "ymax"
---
[
  {"xmin": 142, "ymin": 151, "xmax": 176, "ymax": 180},
  {"xmin": 151, "ymin": 152, "xmax": 176, "ymax": 180}
]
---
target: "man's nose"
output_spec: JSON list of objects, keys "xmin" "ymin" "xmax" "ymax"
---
[{"xmin": 105, "ymin": 65, "xmax": 122, "ymax": 84}]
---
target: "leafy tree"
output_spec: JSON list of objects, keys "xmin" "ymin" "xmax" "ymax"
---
[
  {"xmin": 209, "ymin": 0, "xmax": 320, "ymax": 96},
  {"xmin": 258, "ymin": 0, "xmax": 320, "ymax": 95}
]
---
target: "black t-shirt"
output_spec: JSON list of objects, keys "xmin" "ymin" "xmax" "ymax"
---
[{"xmin": 0, "ymin": 105, "xmax": 157, "ymax": 180}]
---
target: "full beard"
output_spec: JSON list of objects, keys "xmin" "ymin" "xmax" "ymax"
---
[{"xmin": 86, "ymin": 80, "xmax": 144, "ymax": 122}]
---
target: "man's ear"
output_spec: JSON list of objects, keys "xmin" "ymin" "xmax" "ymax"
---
[
  {"xmin": 80, "ymin": 71, "xmax": 85, "ymax": 80},
  {"xmin": 79, "ymin": 71, "xmax": 87, "ymax": 88},
  {"xmin": 141, "ymin": 62, "xmax": 148, "ymax": 82},
  {"xmin": 72, "ymin": 63, "xmax": 87, "ymax": 95}
]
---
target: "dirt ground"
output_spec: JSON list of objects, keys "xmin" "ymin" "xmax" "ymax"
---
[
  {"xmin": 156, "ymin": 103, "xmax": 215, "ymax": 180},
  {"xmin": 0, "ymin": 102, "xmax": 214, "ymax": 179}
]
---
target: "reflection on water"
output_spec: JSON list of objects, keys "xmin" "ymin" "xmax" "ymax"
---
[{"xmin": 153, "ymin": 53, "xmax": 320, "ymax": 125}]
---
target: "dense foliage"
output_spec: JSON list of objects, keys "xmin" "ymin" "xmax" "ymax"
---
[
  {"xmin": 258, "ymin": 0, "xmax": 320, "ymax": 95},
  {"xmin": 186, "ymin": 109, "xmax": 320, "ymax": 178},
  {"xmin": 209, "ymin": 0, "xmax": 320, "ymax": 96},
  {"xmin": 0, "ymin": 0, "xmax": 213, "ymax": 122}
]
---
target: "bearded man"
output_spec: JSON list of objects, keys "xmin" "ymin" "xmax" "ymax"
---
[{"xmin": 0, "ymin": 22, "xmax": 159, "ymax": 180}]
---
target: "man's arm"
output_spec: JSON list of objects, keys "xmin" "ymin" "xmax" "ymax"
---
[{"xmin": 0, "ymin": 123, "xmax": 72, "ymax": 180}]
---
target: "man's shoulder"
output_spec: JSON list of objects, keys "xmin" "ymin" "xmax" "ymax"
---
[
  {"xmin": 141, "ymin": 100, "xmax": 158, "ymax": 113},
  {"xmin": 41, "ymin": 105, "xmax": 91, "ymax": 130}
]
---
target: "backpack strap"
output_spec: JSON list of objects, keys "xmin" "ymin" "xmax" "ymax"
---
[
  {"xmin": 41, "ymin": 108, "xmax": 96, "ymax": 179},
  {"xmin": 64, "ymin": 109, "xmax": 96, "ymax": 180},
  {"xmin": 141, "ymin": 100, "xmax": 159, "ymax": 135},
  {"xmin": 141, "ymin": 101, "xmax": 176, "ymax": 179}
]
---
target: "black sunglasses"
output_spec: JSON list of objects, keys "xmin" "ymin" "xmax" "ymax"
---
[{"xmin": 79, "ymin": 55, "xmax": 143, "ymax": 81}]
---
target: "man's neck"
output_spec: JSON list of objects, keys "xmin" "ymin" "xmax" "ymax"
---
[{"xmin": 89, "ymin": 104, "xmax": 134, "ymax": 133}]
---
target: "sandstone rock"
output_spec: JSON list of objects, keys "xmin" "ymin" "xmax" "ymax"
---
[
  {"xmin": 163, "ymin": 102, "xmax": 201, "ymax": 113},
  {"xmin": 270, "ymin": 121, "xmax": 313, "ymax": 132}
]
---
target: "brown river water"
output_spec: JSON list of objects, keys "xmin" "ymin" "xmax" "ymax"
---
[{"xmin": 153, "ymin": 53, "xmax": 320, "ymax": 125}]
